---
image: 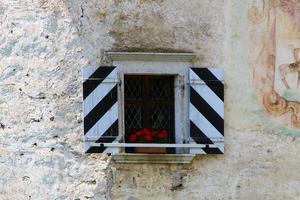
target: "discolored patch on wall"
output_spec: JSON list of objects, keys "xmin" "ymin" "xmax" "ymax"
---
[
  {"xmin": 95, "ymin": 11, "xmax": 107, "ymax": 22},
  {"xmin": 110, "ymin": 11, "xmax": 176, "ymax": 50}
]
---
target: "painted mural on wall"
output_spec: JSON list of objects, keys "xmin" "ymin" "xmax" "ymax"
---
[{"xmin": 248, "ymin": 0, "xmax": 300, "ymax": 129}]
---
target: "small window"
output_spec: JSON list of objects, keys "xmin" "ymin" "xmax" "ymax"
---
[
  {"xmin": 83, "ymin": 53, "xmax": 224, "ymax": 161},
  {"xmin": 124, "ymin": 75, "xmax": 175, "ymax": 153}
]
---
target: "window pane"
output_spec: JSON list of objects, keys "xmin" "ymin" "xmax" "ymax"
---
[
  {"xmin": 124, "ymin": 77, "xmax": 143, "ymax": 100},
  {"xmin": 150, "ymin": 105, "xmax": 172, "ymax": 129},
  {"xmin": 125, "ymin": 105, "xmax": 143, "ymax": 129},
  {"xmin": 150, "ymin": 77, "xmax": 172, "ymax": 100}
]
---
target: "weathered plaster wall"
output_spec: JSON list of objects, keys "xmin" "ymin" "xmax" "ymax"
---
[{"xmin": 0, "ymin": 0, "xmax": 300, "ymax": 200}]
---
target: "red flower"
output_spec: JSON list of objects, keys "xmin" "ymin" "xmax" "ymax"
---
[
  {"xmin": 143, "ymin": 128, "xmax": 150, "ymax": 134},
  {"xmin": 151, "ymin": 131, "xmax": 157, "ymax": 136},
  {"xmin": 161, "ymin": 130, "xmax": 168, "ymax": 136},
  {"xmin": 130, "ymin": 129, "xmax": 168, "ymax": 143},
  {"xmin": 136, "ymin": 131, "xmax": 143, "ymax": 137},
  {"xmin": 129, "ymin": 134, "xmax": 137, "ymax": 142},
  {"xmin": 145, "ymin": 135, "xmax": 152, "ymax": 142},
  {"xmin": 157, "ymin": 132, "xmax": 165, "ymax": 139}
]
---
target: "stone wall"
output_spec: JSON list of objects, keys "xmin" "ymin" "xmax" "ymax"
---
[{"xmin": 0, "ymin": 0, "xmax": 300, "ymax": 199}]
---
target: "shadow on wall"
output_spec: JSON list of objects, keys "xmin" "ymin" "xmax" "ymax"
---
[{"xmin": 62, "ymin": 0, "xmax": 221, "ymax": 65}]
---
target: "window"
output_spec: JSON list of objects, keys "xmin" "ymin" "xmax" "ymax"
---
[
  {"xmin": 124, "ymin": 75, "xmax": 175, "ymax": 153},
  {"xmin": 83, "ymin": 52, "xmax": 224, "ymax": 161}
]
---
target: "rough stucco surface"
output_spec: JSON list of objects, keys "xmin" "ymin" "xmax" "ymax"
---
[{"xmin": 0, "ymin": 0, "xmax": 300, "ymax": 200}]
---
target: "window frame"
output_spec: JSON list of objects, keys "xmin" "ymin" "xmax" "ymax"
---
[
  {"xmin": 123, "ymin": 75, "xmax": 175, "ymax": 143},
  {"xmin": 115, "ymin": 59, "xmax": 191, "ymax": 154}
]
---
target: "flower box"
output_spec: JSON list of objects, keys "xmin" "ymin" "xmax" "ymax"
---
[
  {"xmin": 134, "ymin": 147, "xmax": 167, "ymax": 154},
  {"xmin": 129, "ymin": 128, "xmax": 169, "ymax": 154}
]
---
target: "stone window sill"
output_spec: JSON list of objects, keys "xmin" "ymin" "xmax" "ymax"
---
[{"xmin": 112, "ymin": 153, "xmax": 195, "ymax": 164}]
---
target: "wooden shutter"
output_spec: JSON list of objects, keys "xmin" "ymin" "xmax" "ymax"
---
[
  {"xmin": 189, "ymin": 67, "xmax": 224, "ymax": 154},
  {"xmin": 83, "ymin": 66, "xmax": 120, "ymax": 153}
]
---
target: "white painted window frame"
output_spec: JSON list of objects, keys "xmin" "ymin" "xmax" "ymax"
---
[{"xmin": 107, "ymin": 52, "xmax": 196, "ymax": 154}]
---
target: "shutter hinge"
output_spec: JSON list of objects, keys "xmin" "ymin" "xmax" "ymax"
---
[{"xmin": 188, "ymin": 80, "xmax": 225, "ymax": 85}]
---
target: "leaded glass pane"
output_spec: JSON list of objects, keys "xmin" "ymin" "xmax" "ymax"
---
[
  {"xmin": 125, "ymin": 105, "xmax": 143, "ymax": 128},
  {"xmin": 124, "ymin": 77, "xmax": 143, "ymax": 100},
  {"xmin": 150, "ymin": 105, "xmax": 172, "ymax": 129},
  {"xmin": 150, "ymin": 78, "xmax": 172, "ymax": 100}
]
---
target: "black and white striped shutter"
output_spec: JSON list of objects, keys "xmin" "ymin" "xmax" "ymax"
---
[
  {"xmin": 189, "ymin": 67, "xmax": 224, "ymax": 154},
  {"xmin": 83, "ymin": 66, "xmax": 120, "ymax": 154}
]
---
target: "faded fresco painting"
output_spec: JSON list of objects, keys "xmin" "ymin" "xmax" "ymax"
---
[{"xmin": 248, "ymin": 0, "xmax": 300, "ymax": 129}]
